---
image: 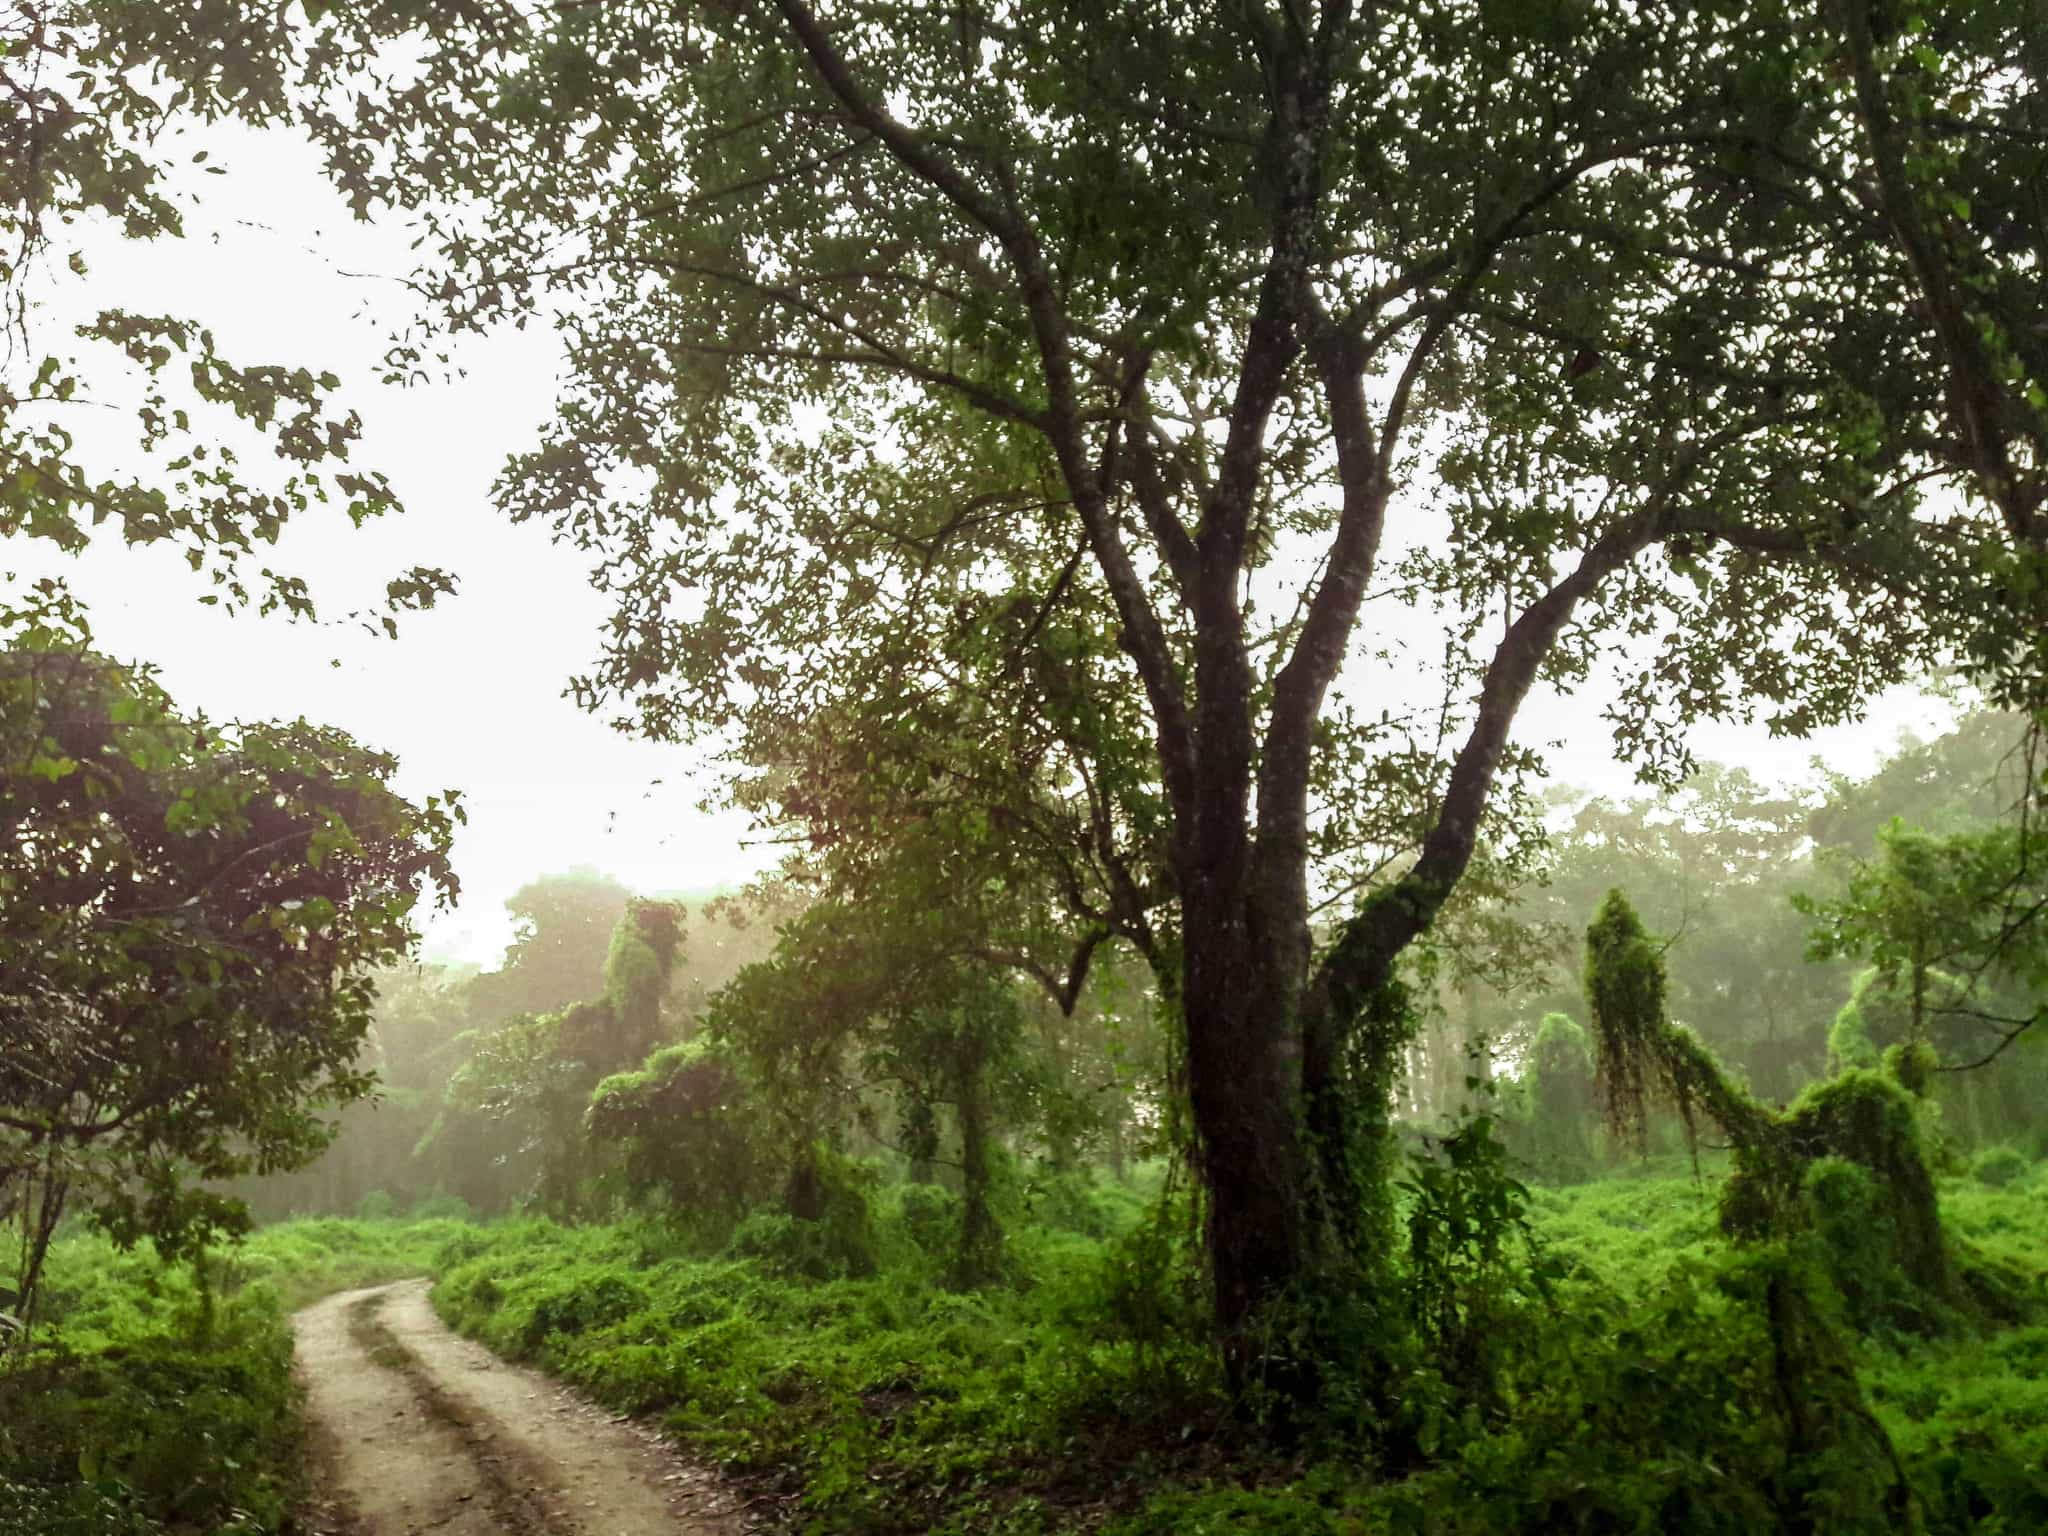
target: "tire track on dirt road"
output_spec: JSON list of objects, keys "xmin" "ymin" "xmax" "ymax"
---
[{"xmin": 293, "ymin": 1280, "xmax": 746, "ymax": 1536}]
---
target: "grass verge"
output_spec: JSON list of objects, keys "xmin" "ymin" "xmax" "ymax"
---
[{"xmin": 0, "ymin": 1215, "xmax": 472, "ymax": 1534}]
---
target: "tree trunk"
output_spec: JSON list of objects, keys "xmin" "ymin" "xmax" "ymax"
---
[
  {"xmin": 784, "ymin": 1141, "xmax": 825, "ymax": 1221},
  {"xmin": 11, "ymin": 1170, "xmax": 69, "ymax": 1348},
  {"xmin": 953, "ymin": 1041, "xmax": 1002, "ymax": 1288},
  {"xmin": 1180, "ymin": 860, "xmax": 1320, "ymax": 1384}
]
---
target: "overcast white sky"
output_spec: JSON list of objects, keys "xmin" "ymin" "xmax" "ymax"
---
[
  {"xmin": 10, "ymin": 125, "xmax": 779, "ymax": 966},
  {"xmin": 5, "ymin": 120, "xmax": 1957, "ymax": 966}
]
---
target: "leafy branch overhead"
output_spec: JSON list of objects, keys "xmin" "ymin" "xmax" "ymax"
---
[{"xmin": 0, "ymin": 4, "xmax": 456, "ymax": 629}]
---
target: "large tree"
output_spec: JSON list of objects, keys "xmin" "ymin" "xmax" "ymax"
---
[
  {"xmin": 309, "ymin": 0, "xmax": 2046, "ymax": 1375},
  {"xmin": 0, "ymin": 594, "xmax": 458, "ymax": 1326},
  {"xmin": 441, "ymin": 896, "xmax": 686, "ymax": 1216},
  {"xmin": 464, "ymin": 868, "xmax": 638, "ymax": 1024}
]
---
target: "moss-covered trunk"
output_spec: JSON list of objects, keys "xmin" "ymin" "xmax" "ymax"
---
[{"xmin": 952, "ymin": 1039, "xmax": 1002, "ymax": 1288}]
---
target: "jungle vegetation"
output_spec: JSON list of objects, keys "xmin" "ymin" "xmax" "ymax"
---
[{"xmin": 4, "ymin": 0, "xmax": 2048, "ymax": 1532}]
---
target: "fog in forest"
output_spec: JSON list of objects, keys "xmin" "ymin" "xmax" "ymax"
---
[{"xmin": 4, "ymin": 5, "xmax": 2045, "ymax": 1534}]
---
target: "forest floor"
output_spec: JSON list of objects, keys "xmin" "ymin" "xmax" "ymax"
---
[
  {"xmin": 8, "ymin": 1170, "xmax": 2040, "ymax": 1534},
  {"xmin": 293, "ymin": 1279, "xmax": 749, "ymax": 1536}
]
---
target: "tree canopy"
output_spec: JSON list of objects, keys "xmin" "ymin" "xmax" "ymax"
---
[
  {"xmin": 0, "ymin": 592, "xmax": 458, "ymax": 1324},
  {"xmin": 261, "ymin": 0, "xmax": 2048, "ymax": 1378}
]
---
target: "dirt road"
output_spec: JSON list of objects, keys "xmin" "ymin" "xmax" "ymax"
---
[{"xmin": 292, "ymin": 1280, "xmax": 747, "ymax": 1536}]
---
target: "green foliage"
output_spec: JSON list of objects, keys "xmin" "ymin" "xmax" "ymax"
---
[
  {"xmin": 1365, "ymin": 1255, "xmax": 1899, "ymax": 1532},
  {"xmin": 1526, "ymin": 1013, "xmax": 1595, "ymax": 1115},
  {"xmin": 1349, "ymin": 1170, "xmax": 2047, "ymax": 1534},
  {"xmin": 1972, "ymin": 1145, "xmax": 2032, "ymax": 1189},
  {"xmin": 891, "ymin": 1182, "xmax": 965, "ymax": 1260},
  {"xmin": 519, "ymin": 1272, "xmax": 651, "ymax": 1351},
  {"xmin": 704, "ymin": 881, "xmax": 1071, "ymax": 1287},
  {"xmin": 1399, "ymin": 1111, "xmax": 1554, "ymax": 1425},
  {"xmin": 8, "ymin": 1176, "xmax": 2023, "ymax": 1535},
  {"xmin": 467, "ymin": 869, "xmax": 637, "ymax": 1025},
  {"xmin": 429, "ymin": 1191, "xmax": 1229, "ymax": 1531},
  {"xmin": 728, "ymin": 1153, "xmax": 879, "ymax": 1281},
  {"xmin": 589, "ymin": 1038, "xmax": 763, "ymax": 1224},
  {"xmin": 1, "ymin": 9, "xmax": 456, "ymax": 630},
  {"xmin": 236, "ymin": 877, "xmax": 785, "ymax": 1225},
  {"xmin": 440, "ymin": 898, "xmax": 689, "ymax": 1217},
  {"xmin": 9, "ymin": 9, "xmax": 2047, "ymax": 1522},
  {"xmin": 1803, "ymin": 1154, "xmax": 1936, "ymax": 1335},
  {"xmin": 1889, "ymin": 1039, "xmax": 1942, "ymax": 1101},
  {"xmin": 1583, "ymin": 887, "xmax": 1969, "ymax": 1340},
  {"xmin": 1481, "ymin": 767, "xmax": 1841, "ymax": 1106},
  {"xmin": 0, "ymin": 1305, "xmax": 295, "ymax": 1535},
  {"xmin": 1083, "ymin": 1188, "xmax": 1213, "ymax": 1403},
  {"xmin": 1508, "ymin": 1012, "xmax": 1599, "ymax": 1178},
  {"xmin": 1021, "ymin": 1168, "xmax": 1153, "ymax": 1244},
  {"xmin": 1804, "ymin": 817, "xmax": 2048, "ymax": 1102},
  {"xmin": 1767, "ymin": 1069, "xmax": 1953, "ymax": 1328},
  {"xmin": 1584, "ymin": 890, "xmax": 1678, "ymax": 1149},
  {"xmin": 406, "ymin": 1167, "xmax": 2047, "ymax": 1535},
  {"xmin": 1827, "ymin": 981, "xmax": 1883, "ymax": 1073},
  {"xmin": 0, "ymin": 613, "xmax": 459, "ymax": 1325},
  {"xmin": 1805, "ymin": 819, "xmax": 2048, "ymax": 1009},
  {"xmin": 0, "ymin": 1217, "xmax": 470, "ymax": 1534},
  {"xmin": 601, "ymin": 898, "xmax": 686, "ymax": 1057}
]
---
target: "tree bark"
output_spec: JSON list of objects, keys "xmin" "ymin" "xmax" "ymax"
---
[
  {"xmin": 784, "ymin": 1141, "xmax": 825, "ymax": 1221},
  {"xmin": 952, "ymin": 1037, "xmax": 1002, "ymax": 1288},
  {"xmin": 1178, "ymin": 705, "xmax": 1340, "ymax": 1382}
]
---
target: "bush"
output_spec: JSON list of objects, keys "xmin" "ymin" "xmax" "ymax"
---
[
  {"xmin": 1024, "ymin": 1167, "xmax": 1157, "ymax": 1241},
  {"xmin": 520, "ymin": 1272, "xmax": 651, "ymax": 1350},
  {"xmin": 355, "ymin": 1189, "xmax": 398, "ymax": 1222},
  {"xmin": 410, "ymin": 1191, "xmax": 475, "ymax": 1222},
  {"xmin": 1507, "ymin": 1012, "xmax": 1598, "ymax": 1180},
  {"xmin": 888, "ymin": 1181, "xmax": 963, "ymax": 1258},
  {"xmin": 0, "ymin": 1249, "xmax": 300, "ymax": 1534},
  {"xmin": 1802, "ymin": 1154, "xmax": 1934, "ymax": 1333},
  {"xmin": 1973, "ymin": 1145, "xmax": 2031, "ymax": 1189},
  {"xmin": 728, "ymin": 1208, "xmax": 876, "ymax": 1280}
]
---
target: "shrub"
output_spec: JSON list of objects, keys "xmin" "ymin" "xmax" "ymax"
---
[
  {"xmin": 889, "ymin": 1181, "xmax": 963, "ymax": 1258},
  {"xmin": 0, "ymin": 1263, "xmax": 298, "ymax": 1533},
  {"xmin": 731, "ymin": 1150, "xmax": 878, "ymax": 1279},
  {"xmin": 728, "ymin": 1208, "xmax": 876, "ymax": 1280},
  {"xmin": 519, "ymin": 1273, "xmax": 651, "ymax": 1350},
  {"xmin": 1972, "ymin": 1145, "xmax": 2031, "ymax": 1189},
  {"xmin": 1024, "ymin": 1168, "xmax": 1141, "ymax": 1239},
  {"xmin": 355, "ymin": 1189, "xmax": 398, "ymax": 1222},
  {"xmin": 410, "ymin": 1191, "xmax": 475, "ymax": 1222},
  {"xmin": 1510, "ymin": 1012, "xmax": 1599, "ymax": 1180}
]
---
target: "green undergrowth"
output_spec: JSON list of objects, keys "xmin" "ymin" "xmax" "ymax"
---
[
  {"xmin": 432, "ymin": 1173, "xmax": 1214, "ymax": 1533},
  {"xmin": 0, "ymin": 1215, "xmax": 476, "ymax": 1534},
  {"xmin": 1863, "ymin": 1166, "xmax": 2048, "ymax": 1531},
  {"xmin": 428, "ymin": 1160, "xmax": 2047, "ymax": 1534},
  {"xmin": 18, "ymin": 1165, "xmax": 2035, "ymax": 1534}
]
